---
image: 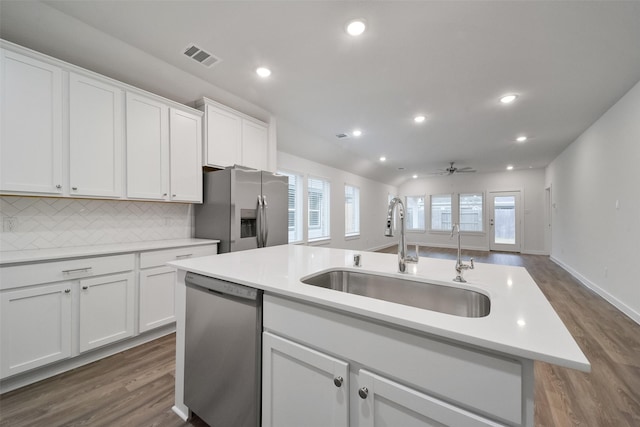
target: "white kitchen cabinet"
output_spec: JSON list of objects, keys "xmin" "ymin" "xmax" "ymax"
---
[
  {"xmin": 0, "ymin": 282, "xmax": 72, "ymax": 378},
  {"xmin": 263, "ymin": 295, "xmax": 527, "ymax": 426},
  {"xmin": 79, "ymin": 272, "xmax": 135, "ymax": 353},
  {"xmin": 241, "ymin": 119, "xmax": 269, "ymax": 171},
  {"xmin": 138, "ymin": 244, "xmax": 217, "ymax": 333},
  {"xmin": 69, "ymin": 72, "xmax": 124, "ymax": 198},
  {"xmin": 0, "ymin": 48, "xmax": 64, "ymax": 194},
  {"xmin": 169, "ymin": 108, "xmax": 202, "ymax": 202},
  {"xmin": 356, "ymin": 369, "xmax": 502, "ymax": 427},
  {"xmin": 139, "ymin": 266, "xmax": 176, "ymax": 333},
  {"xmin": 201, "ymin": 102, "xmax": 242, "ymax": 168},
  {"xmin": 262, "ymin": 332, "xmax": 349, "ymax": 427},
  {"xmin": 126, "ymin": 92, "xmax": 169, "ymax": 200},
  {"xmin": 198, "ymin": 97, "xmax": 272, "ymax": 171}
]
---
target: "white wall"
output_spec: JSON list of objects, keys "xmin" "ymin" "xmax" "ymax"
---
[
  {"xmin": 277, "ymin": 151, "xmax": 397, "ymax": 252},
  {"xmin": 545, "ymin": 80, "xmax": 640, "ymax": 324},
  {"xmin": 398, "ymin": 169, "xmax": 547, "ymax": 254}
]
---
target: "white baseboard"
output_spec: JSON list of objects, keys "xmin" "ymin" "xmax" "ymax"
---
[
  {"xmin": 521, "ymin": 249, "xmax": 549, "ymax": 255},
  {"xmin": 551, "ymin": 256, "xmax": 640, "ymax": 326},
  {"xmin": 172, "ymin": 405, "xmax": 190, "ymax": 422}
]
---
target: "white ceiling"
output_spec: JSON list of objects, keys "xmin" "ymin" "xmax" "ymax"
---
[{"xmin": 2, "ymin": 1, "xmax": 640, "ymax": 186}]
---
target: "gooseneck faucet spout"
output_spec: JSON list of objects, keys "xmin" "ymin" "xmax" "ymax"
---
[
  {"xmin": 385, "ymin": 197, "xmax": 418, "ymax": 273},
  {"xmin": 450, "ymin": 224, "xmax": 474, "ymax": 282}
]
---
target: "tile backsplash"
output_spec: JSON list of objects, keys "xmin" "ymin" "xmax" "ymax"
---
[{"xmin": 0, "ymin": 196, "xmax": 193, "ymax": 252}]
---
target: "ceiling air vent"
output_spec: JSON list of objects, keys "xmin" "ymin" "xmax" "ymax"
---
[{"xmin": 183, "ymin": 44, "xmax": 221, "ymax": 68}]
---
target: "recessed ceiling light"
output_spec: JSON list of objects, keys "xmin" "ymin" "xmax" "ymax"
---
[
  {"xmin": 516, "ymin": 136, "xmax": 528, "ymax": 142},
  {"xmin": 414, "ymin": 115, "xmax": 426, "ymax": 123},
  {"xmin": 506, "ymin": 165, "xmax": 514, "ymax": 171},
  {"xmin": 379, "ymin": 156, "xmax": 386, "ymax": 162},
  {"xmin": 352, "ymin": 129, "xmax": 362, "ymax": 137},
  {"xmin": 346, "ymin": 19, "xmax": 366, "ymax": 36},
  {"xmin": 412, "ymin": 174, "xmax": 418, "ymax": 179},
  {"xmin": 500, "ymin": 94, "xmax": 518, "ymax": 104},
  {"xmin": 256, "ymin": 67, "xmax": 271, "ymax": 78}
]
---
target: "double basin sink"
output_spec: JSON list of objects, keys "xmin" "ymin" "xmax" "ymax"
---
[{"xmin": 301, "ymin": 269, "xmax": 490, "ymax": 318}]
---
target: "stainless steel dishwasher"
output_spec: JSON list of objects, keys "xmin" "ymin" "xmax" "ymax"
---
[{"xmin": 184, "ymin": 272, "xmax": 263, "ymax": 427}]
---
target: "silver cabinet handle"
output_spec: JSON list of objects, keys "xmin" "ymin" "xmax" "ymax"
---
[
  {"xmin": 64, "ymin": 289, "xmax": 71, "ymax": 294},
  {"xmin": 175, "ymin": 254, "xmax": 193, "ymax": 259},
  {"xmin": 62, "ymin": 267, "xmax": 92, "ymax": 275},
  {"xmin": 358, "ymin": 387, "xmax": 369, "ymax": 399},
  {"xmin": 333, "ymin": 376, "xmax": 344, "ymax": 388},
  {"xmin": 82, "ymin": 285, "xmax": 88, "ymax": 290}
]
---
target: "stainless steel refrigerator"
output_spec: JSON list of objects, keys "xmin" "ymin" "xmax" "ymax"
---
[{"xmin": 195, "ymin": 167, "xmax": 288, "ymax": 253}]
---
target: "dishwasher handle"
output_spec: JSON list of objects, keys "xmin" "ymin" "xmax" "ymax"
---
[{"xmin": 185, "ymin": 272, "xmax": 260, "ymax": 301}]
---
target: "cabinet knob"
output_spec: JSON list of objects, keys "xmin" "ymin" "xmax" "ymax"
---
[
  {"xmin": 72, "ymin": 186, "xmax": 78, "ymax": 191},
  {"xmin": 82, "ymin": 285, "xmax": 88, "ymax": 290},
  {"xmin": 358, "ymin": 387, "xmax": 369, "ymax": 399},
  {"xmin": 333, "ymin": 376, "xmax": 344, "ymax": 388},
  {"xmin": 56, "ymin": 184, "xmax": 62, "ymax": 189},
  {"xmin": 64, "ymin": 289, "xmax": 71, "ymax": 294},
  {"xmin": 163, "ymin": 193, "xmax": 168, "ymax": 197},
  {"xmin": 172, "ymin": 194, "xmax": 176, "ymax": 197}
]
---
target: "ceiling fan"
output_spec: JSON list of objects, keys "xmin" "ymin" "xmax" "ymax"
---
[{"xmin": 433, "ymin": 162, "xmax": 477, "ymax": 176}]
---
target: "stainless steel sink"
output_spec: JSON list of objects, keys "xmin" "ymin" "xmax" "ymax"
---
[{"xmin": 301, "ymin": 269, "xmax": 490, "ymax": 318}]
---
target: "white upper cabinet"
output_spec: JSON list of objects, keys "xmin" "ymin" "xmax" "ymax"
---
[
  {"xmin": 69, "ymin": 72, "xmax": 124, "ymax": 198},
  {"xmin": 241, "ymin": 119, "xmax": 269, "ymax": 171},
  {"xmin": 0, "ymin": 49, "xmax": 63, "ymax": 194},
  {"xmin": 198, "ymin": 98, "xmax": 273, "ymax": 171},
  {"xmin": 126, "ymin": 92, "xmax": 170, "ymax": 200},
  {"xmin": 169, "ymin": 108, "xmax": 203, "ymax": 203},
  {"xmin": 203, "ymin": 103, "xmax": 242, "ymax": 168}
]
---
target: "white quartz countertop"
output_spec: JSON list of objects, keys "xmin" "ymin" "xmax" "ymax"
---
[
  {"xmin": 0, "ymin": 238, "xmax": 219, "ymax": 265},
  {"xmin": 168, "ymin": 244, "xmax": 590, "ymax": 372}
]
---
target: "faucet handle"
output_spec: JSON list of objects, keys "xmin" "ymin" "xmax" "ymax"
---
[
  {"xmin": 353, "ymin": 254, "xmax": 362, "ymax": 267},
  {"xmin": 469, "ymin": 258, "xmax": 474, "ymax": 269}
]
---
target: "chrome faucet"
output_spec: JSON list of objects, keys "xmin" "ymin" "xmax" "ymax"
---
[
  {"xmin": 450, "ymin": 224, "xmax": 474, "ymax": 282},
  {"xmin": 385, "ymin": 197, "xmax": 418, "ymax": 273}
]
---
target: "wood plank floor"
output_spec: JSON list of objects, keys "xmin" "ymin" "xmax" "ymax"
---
[{"xmin": 1, "ymin": 246, "xmax": 638, "ymax": 426}]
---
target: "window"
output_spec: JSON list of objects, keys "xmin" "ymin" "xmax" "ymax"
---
[
  {"xmin": 430, "ymin": 194, "xmax": 452, "ymax": 231},
  {"xmin": 277, "ymin": 170, "xmax": 303, "ymax": 243},
  {"xmin": 344, "ymin": 184, "xmax": 360, "ymax": 237},
  {"xmin": 459, "ymin": 193, "xmax": 483, "ymax": 232},
  {"xmin": 405, "ymin": 195, "xmax": 425, "ymax": 231},
  {"xmin": 308, "ymin": 177, "xmax": 330, "ymax": 241}
]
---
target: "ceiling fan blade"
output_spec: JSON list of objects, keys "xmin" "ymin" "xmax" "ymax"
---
[
  {"xmin": 457, "ymin": 167, "xmax": 473, "ymax": 171},
  {"xmin": 456, "ymin": 169, "xmax": 476, "ymax": 173}
]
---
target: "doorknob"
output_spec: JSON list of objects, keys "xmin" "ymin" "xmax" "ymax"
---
[{"xmin": 490, "ymin": 219, "xmax": 494, "ymax": 226}]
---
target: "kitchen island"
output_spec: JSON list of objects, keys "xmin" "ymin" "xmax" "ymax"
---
[{"xmin": 169, "ymin": 244, "xmax": 589, "ymax": 427}]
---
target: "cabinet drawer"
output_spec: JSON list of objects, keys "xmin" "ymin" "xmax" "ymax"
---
[
  {"xmin": 0, "ymin": 254, "xmax": 135, "ymax": 291},
  {"xmin": 139, "ymin": 244, "xmax": 217, "ymax": 269}
]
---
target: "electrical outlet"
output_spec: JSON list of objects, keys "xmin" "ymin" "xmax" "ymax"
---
[{"xmin": 3, "ymin": 217, "xmax": 18, "ymax": 232}]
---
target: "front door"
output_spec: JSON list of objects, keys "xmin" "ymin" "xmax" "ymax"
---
[{"xmin": 489, "ymin": 191, "xmax": 521, "ymax": 252}]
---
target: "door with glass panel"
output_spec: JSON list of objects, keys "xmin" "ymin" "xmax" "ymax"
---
[{"xmin": 489, "ymin": 191, "xmax": 521, "ymax": 252}]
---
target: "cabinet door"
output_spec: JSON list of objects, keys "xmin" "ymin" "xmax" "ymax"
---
[
  {"xmin": 0, "ymin": 49, "xmax": 63, "ymax": 194},
  {"xmin": 204, "ymin": 104, "xmax": 241, "ymax": 168},
  {"xmin": 126, "ymin": 92, "xmax": 169, "ymax": 200},
  {"xmin": 241, "ymin": 119, "xmax": 268, "ymax": 171},
  {"xmin": 169, "ymin": 108, "xmax": 202, "ymax": 202},
  {"xmin": 0, "ymin": 283, "xmax": 72, "ymax": 378},
  {"xmin": 357, "ymin": 369, "xmax": 500, "ymax": 427},
  {"xmin": 69, "ymin": 72, "xmax": 123, "ymax": 198},
  {"xmin": 139, "ymin": 266, "xmax": 176, "ymax": 333},
  {"xmin": 79, "ymin": 272, "xmax": 134, "ymax": 353},
  {"xmin": 262, "ymin": 332, "xmax": 349, "ymax": 427}
]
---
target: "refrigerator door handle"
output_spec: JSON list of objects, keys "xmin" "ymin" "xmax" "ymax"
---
[
  {"xmin": 262, "ymin": 195, "xmax": 269, "ymax": 246},
  {"xmin": 256, "ymin": 195, "xmax": 264, "ymax": 248}
]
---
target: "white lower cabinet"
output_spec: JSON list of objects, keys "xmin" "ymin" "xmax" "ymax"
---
[
  {"xmin": 262, "ymin": 332, "xmax": 500, "ymax": 427},
  {"xmin": 0, "ymin": 282, "xmax": 72, "ymax": 378},
  {"xmin": 139, "ymin": 266, "xmax": 176, "ymax": 333},
  {"xmin": 263, "ymin": 295, "xmax": 530, "ymax": 426},
  {"xmin": 262, "ymin": 332, "xmax": 349, "ymax": 427},
  {"xmin": 79, "ymin": 272, "xmax": 135, "ymax": 353}
]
